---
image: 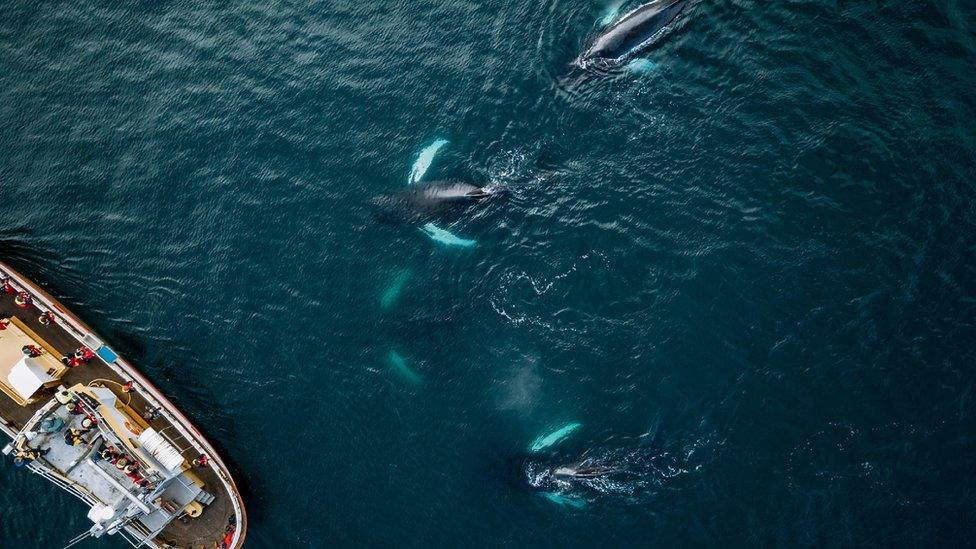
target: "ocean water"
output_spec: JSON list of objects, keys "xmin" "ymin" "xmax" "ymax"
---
[{"xmin": 1, "ymin": 0, "xmax": 975, "ymax": 547}]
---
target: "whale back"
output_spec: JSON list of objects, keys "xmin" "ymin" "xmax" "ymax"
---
[
  {"xmin": 370, "ymin": 180, "xmax": 489, "ymax": 224},
  {"xmin": 582, "ymin": 0, "xmax": 690, "ymax": 63},
  {"xmin": 420, "ymin": 181, "xmax": 488, "ymax": 201}
]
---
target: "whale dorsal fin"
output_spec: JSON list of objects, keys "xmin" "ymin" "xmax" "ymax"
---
[{"xmin": 409, "ymin": 139, "xmax": 449, "ymax": 185}]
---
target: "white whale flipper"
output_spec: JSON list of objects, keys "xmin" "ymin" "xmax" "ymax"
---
[
  {"xmin": 599, "ymin": 2, "xmax": 623, "ymax": 27},
  {"xmin": 421, "ymin": 223, "xmax": 477, "ymax": 248},
  {"xmin": 409, "ymin": 139, "xmax": 449, "ymax": 185},
  {"xmin": 529, "ymin": 422, "xmax": 582, "ymax": 452}
]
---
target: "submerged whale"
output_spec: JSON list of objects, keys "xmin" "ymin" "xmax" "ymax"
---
[{"xmin": 560, "ymin": 0, "xmax": 691, "ymax": 84}]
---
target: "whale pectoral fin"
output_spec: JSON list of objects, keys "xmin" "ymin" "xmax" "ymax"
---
[
  {"xmin": 541, "ymin": 492, "xmax": 587, "ymax": 509},
  {"xmin": 421, "ymin": 223, "xmax": 477, "ymax": 248},
  {"xmin": 389, "ymin": 350, "xmax": 423, "ymax": 385},
  {"xmin": 409, "ymin": 139, "xmax": 449, "ymax": 185},
  {"xmin": 380, "ymin": 269, "xmax": 413, "ymax": 309},
  {"xmin": 598, "ymin": 3, "xmax": 622, "ymax": 27},
  {"xmin": 529, "ymin": 422, "xmax": 582, "ymax": 452},
  {"xmin": 625, "ymin": 58, "xmax": 658, "ymax": 74}
]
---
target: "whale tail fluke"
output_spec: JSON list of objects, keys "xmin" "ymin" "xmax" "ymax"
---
[
  {"xmin": 421, "ymin": 223, "xmax": 478, "ymax": 248},
  {"xmin": 409, "ymin": 139, "xmax": 449, "ymax": 185}
]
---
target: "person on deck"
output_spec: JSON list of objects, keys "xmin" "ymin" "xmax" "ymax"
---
[
  {"xmin": 22, "ymin": 345, "xmax": 42, "ymax": 358},
  {"xmin": 74, "ymin": 347, "xmax": 95, "ymax": 363},
  {"xmin": 142, "ymin": 406, "xmax": 162, "ymax": 422},
  {"xmin": 17, "ymin": 447, "xmax": 49, "ymax": 460},
  {"xmin": 1, "ymin": 277, "xmax": 14, "ymax": 294},
  {"xmin": 13, "ymin": 447, "xmax": 48, "ymax": 467},
  {"xmin": 38, "ymin": 311, "xmax": 55, "ymax": 326},
  {"xmin": 14, "ymin": 291, "xmax": 31, "ymax": 308},
  {"xmin": 63, "ymin": 429, "xmax": 84, "ymax": 446},
  {"xmin": 77, "ymin": 346, "xmax": 95, "ymax": 362},
  {"xmin": 0, "ymin": 318, "xmax": 9, "ymax": 330}
]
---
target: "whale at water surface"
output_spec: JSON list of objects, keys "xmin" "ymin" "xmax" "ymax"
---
[
  {"xmin": 371, "ymin": 139, "xmax": 489, "ymax": 247},
  {"xmin": 560, "ymin": 0, "xmax": 692, "ymax": 85},
  {"xmin": 370, "ymin": 180, "xmax": 493, "ymax": 226}
]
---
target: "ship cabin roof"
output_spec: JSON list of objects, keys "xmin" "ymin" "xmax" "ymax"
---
[{"xmin": 0, "ymin": 316, "xmax": 66, "ymax": 405}]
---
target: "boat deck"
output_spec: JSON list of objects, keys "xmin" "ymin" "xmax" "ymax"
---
[{"xmin": 0, "ymin": 288, "xmax": 236, "ymax": 547}]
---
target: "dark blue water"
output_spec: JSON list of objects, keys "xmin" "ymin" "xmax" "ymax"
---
[{"xmin": 2, "ymin": 0, "xmax": 976, "ymax": 546}]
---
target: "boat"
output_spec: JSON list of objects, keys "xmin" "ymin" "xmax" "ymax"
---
[{"xmin": 0, "ymin": 260, "xmax": 246, "ymax": 548}]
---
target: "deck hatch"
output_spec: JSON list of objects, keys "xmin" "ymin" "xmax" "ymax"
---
[{"xmin": 96, "ymin": 345, "xmax": 118, "ymax": 363}]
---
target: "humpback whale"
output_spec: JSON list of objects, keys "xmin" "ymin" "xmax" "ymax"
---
[
  {"xmin": 560, "ymin": 0, "xmax": 691, "ymax": 84},
  {"xmin": 522, "ymin": 454, "xmax": 625, "ymax": 509},
  {"xmin": 371, "ymin": 140, "xmax": 490, "ymax": 247}
]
